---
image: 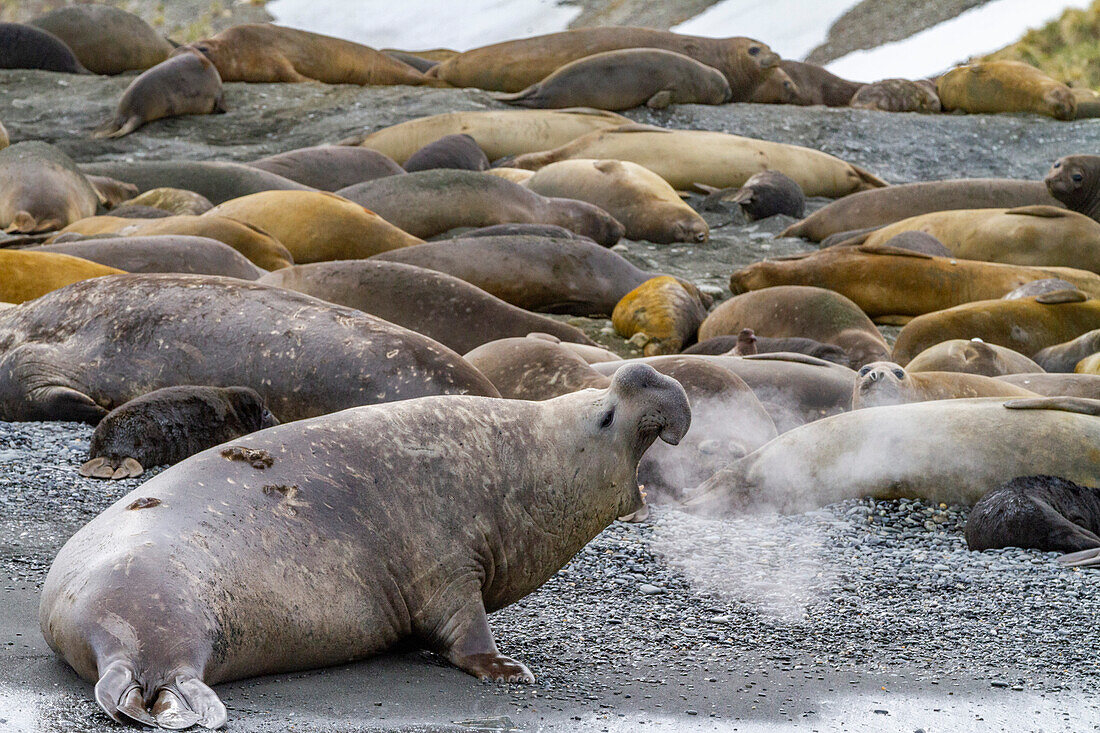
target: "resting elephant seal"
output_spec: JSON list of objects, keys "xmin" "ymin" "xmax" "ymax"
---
[
  {"xmin": 508, "ymin": 124, "xmax": 887, "ymax": 197},
  {"xmin": 383, "ymin": 49, "xmax": 439, "ymax": 73},
  {"xmin": 779, "ymin": 179, "xmax": 1062, "ymax": 241},
  {"xmin": 999, "ymin": 373, "xmax": 1100, "ymax": 399},
  {"xmin": 207, "ymin": 191, "xmax": 421, "ymax": 263},
  {"xmin": 337, "ymin": 170, "xmax": 624, "ymax": 245},
  {"xmin": 730, "ymin": 244, "xmax": 1100, "ymax": 322},
  {"xmin": 248, "ymin": 146, "xmax": 404, "ymax": 190},
  {"xmin": 112, "ymin": 188, "xmax": 213, "ymax": 216},
  {"xmin": 0, "ymin": 22, "xmax": 88, "ymax": 73},
  {"xmin": 0, "ymin": 250, "xmax": 123, "ymax": 304},
  {"xmin": 27, "ymin": 236, "xmax": 266, "ymax": 280},
  {"xmin": 80, "ymin": 385, "xmax": 278, "ymax": 480},
  {"xmin": 371, "ymin": 234, "xmax": 657, "ymax": 316},
  {"xmin": 1045, "ymin": 155, "xmax": 1100, "ymax": 223},
  {"xmin": 937, "ymin": 61, "xmax": 1076, "ymax": 120},
  {"xmin": 524, "ymin": 333, "xmax": 621, "ymax": 364},
  {"xmin": 717, "ymin": 170, "xmax": 804, "ymax": 221},
  {"xmin": 773, "ymin": 60, "xmax": 862, "ymax": 106},
  {"xmin": 699, "ymin": 285, "xmax": 890, "ymax": 368},
  {"xmin": 80, "ymin": 160, "xmax": 312, "ymax": 205},
  {"xmin": 1033, "ymin": 330, "xmax": 1100, "ymax": 373},
  {"xmin": 30, "ymin": 5, "xmax": 171, "ymax": 75},
  {"xmin": 0, "ymin": 274, "xmax": 497, "ymax": 423},
  {"xmin": 403, "ymin": 134, "xmax": 490, "ymax": 172},
  {"xmin": 94, "ymin": 51, "xmax": 226, "ymax": 138},
  {"xmin": 746, "ymin": 66, "xmax": 801, "ymax": 104},
  {"xmin": 40, "ymin": 364, "xmax": 689, "ymax": 728},
  {"xmin": 849, "ymin": 78, "xmax": 941, "ymax": 113},
  {"xmin": 1077, "ymin": 354, "xmax": 1100, "ymax": 374},
  {"xmin": 1002, "ymin": 277, "xmax": 1080, "ymax": 300},
  {"xmin": 175, "ymin": 24, "xmax": 430, "ymax": 85},
  {"xmin": 523, "ymin": 159, "xmax": 708, "ymax": 243},
  {"xmin": 966, "ymin": 475, "xmax": 1100, "ymax": 558},
  {"xmin": 686, "ymin": 397, "xmax": 1100, "ymax": 515},
  {"xmin": 683, "ymin": 334, "xmax": 849, "ymax": 365},
  {"xmin": 257, "ymin": 260, "xmax": 595, "ymax": 353},
  {"xmin": 905, "ymin": 340, "xmax": 1044, "ymax": 377},
  {"xmin": 427, "ymin": 27, "xmax": 777, "ymax": 95},
  {"xmin": 343, "ymin": 109, "xmax": 630, "ymax": 164},
  {"xmin": 55, "ymin": 214, "xmax": 294, "ymax": 271},
  {"xmin": 463, "ymin": 336, "xmax": 609, "ymax": 400},
  {"xmin": 0, "ymin": 142, "xmax": 104, "ymax": 232},
  {"xmin": 612, "ymin": 276, "xmax": 709, "ymax": 355},
  {"xmin": 495, "ymin": 48, "xmax": 731, "ymax": 111},
  {"xmin": 852, "ymin": 360, "xmax": 1037, "ymax": 409},
  {"xmin": 893, "ymin": 291, "xmax": 1100, "ymax": 363}
]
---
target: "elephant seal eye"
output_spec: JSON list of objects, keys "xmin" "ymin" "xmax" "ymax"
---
[
  {"xmin": 1054, "ymin": 161, "xmax": 1062, "ymax": 168},
  {"xmin": 893, "ymin": 369, "xmax": 905, "ymax": 379},
  {"xmin": 1073, "ymin": 173, "xmax": 1084, "ymax": 182},
  {"xmin": 599, "ymin": 408, "xmax": 615, "ymax": 429},
  {"xmin": 858, "ymin": 366, "xmax": 872, "ymax": 377},
  {"xmin": 749, "ymin": 47, "xmax": 760, "ymax": 56}
]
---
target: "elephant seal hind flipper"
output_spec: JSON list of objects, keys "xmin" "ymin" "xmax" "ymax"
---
[
  {"xmin": 1004, "ymin": 396, "xmax": 1100, "ymax": 416},
  {"xmin": 95, "ymin": 659, "xmax": 223, "ymax": 728},
  {"xmin": 1058, "ymin": 547, "xmax": 1100, "ymax": 567}
]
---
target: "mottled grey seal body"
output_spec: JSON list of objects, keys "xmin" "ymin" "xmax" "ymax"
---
[
  {"xmin": 258, "ymin": 260, "xmax": 595, "ymax": 353},
  {"xmin": 26, "ymin": 235, "xmax": 266, "ymax": 280},
  {"xmin": 0, "ymin": 22, "xmax": 88, "ymax": 73},
  {"xmin": 30, "ymin": 4, "xmax": 172, "ymax": 75},
  {"xmin": 966, "ymin": 475, "xmax": 1100, "ymax": 557},
  {"xmin": 849, "ymin": 78, "xmax": 941, "ymax": 113},
  {"xmin": 248, "ymin": 146, "xmax": 404, "ymax": 190},
  {"xmin": 80, "ymin": 385, "xmax": 278, "ymax": 479},
  {"xmin": 0, "ymin": 141, "xmax": 100, "ymax": 233},
  {"xmin": 80, "ymin": 160, "xmax": 313, "ymax": 205},
  {"xmin": 403, "ymin": 134, "xmax": 490, "ymax": 172},
  {"xmin": 0, "ymin": 274, "xmax": 498, "ymax": 424},
  {"xmin": 41, "ymin": 365, "xmax": 690, "ymax": 728}
]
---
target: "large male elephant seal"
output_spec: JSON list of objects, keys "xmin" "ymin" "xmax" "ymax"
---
[
  {"xmin": 248, "ymin": 146, "xmax": 404, "ymax": 190},
  {"xmin": 1034, "ymin": 330, "xmax": 1100, "ymax": 373},
  {"xmin": 0, "ymin": 274, "xmax": 498, "ymax": 423},
  {"xmin": 94, "ymin": 51, "xmax": 226, "ymax": 138},
  {"xmin": 27, "ymin": 236, "xmax": 266, "ymax": 280},
  {"xmin": 40, "ymin": 364, "xmax": 689, "ymax": 728},
  {"xmin": 403, "ymin": 134, "xmax": 490, "ymax": 172},
  {"xmin": 30, "ymin": 5, "xmax": 172, "ymax": 75},
  {"xmin": 904, "ymin": 339, "xmax": 1044, "ymax": 377},
  {"xmin": 495, "ymin": 48, "xmax": 731, "ymax": 110},
  {"xmin": 80, "ymin": 160, "xmax": 313, "ymax": 205},
  {"xmin": 0, "ymin": 22, "xmax": 88, "ymax": 73},
  {"xmin": 686, "ymin": 397, "xmax": 1100, "ymax": 515},
  {"xmin": 0, "ymin": 250, "xmax": 123, "ymax": 304},
  {"xmin": 258, "ymin": 261, "xmax": 595, "ymax": 353},
  {"xmin": 0, "ymin": 142, "xmax": 102, "ymax": 233},
  {"xmin": 337, "ymin": 170, "xmax": 624, "ymax": 245},
  {"xmin": 779, "ymin": 179, "xmax": 1062, "ymax": 241},
  {"xmin": 174, "ymin": 24, "xmax": 430, "ymax": 85},
  {"xmin": 427, "ymin": 27, "xmax": 777, "ymax": 95},
  {"xmin": 937, "ymin": 61, "xmax": 1076, "ymax": 120},
  {"xmin": 851, "ymin": 361, "xmax": 1036, "ymax": 409},
  {"xmin": 773, "ymin": 60, "xmax": 863, "ymax": 106},
  {"xmin": 508, "ymin": 124, "xmax": 887, "ymax": 197},
  {"xmin": 966, "ymin": 475, "xmax": 1100, "ymax": 558},
  {"xmin": 80, "ymin": 385, "xmax": 279, "ymax": 480},
  {"xmin": 1045, "ymin": 155, "xmax": 1100, "ymax": 223}
]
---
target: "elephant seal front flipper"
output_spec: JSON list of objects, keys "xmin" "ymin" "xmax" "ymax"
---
[{"xmin": 1004, "ymin": 396, "xmax": 1100, "ymax": 416}]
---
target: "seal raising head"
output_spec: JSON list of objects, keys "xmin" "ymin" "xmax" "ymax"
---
[{"xmin": 853, "ymin": 361, "xmax": 909, "ymax": 408}]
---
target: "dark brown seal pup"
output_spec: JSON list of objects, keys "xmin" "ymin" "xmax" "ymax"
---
[
  {"xmin": 81, "ymin": 160, "xmax": 312, "ymax": 205},
  {"xmin": 27, "ymin": 235, "xmax": 266, "ymax": 280},
  {"xmin": 41, "ymin": 364, "xmax": 689, "ymax": 728},
  {"xmin": 849, "ymin": 78, "xmax": 941, "ymax": 113},
  {"xmin": 1045, "ymin": 155, "xmax": 1100, "ymax": 223},
  {"xmin": 1033, "ymin": 330, "xmax": 1100, "ymax": 373},
  {"xmin": 718, "ymin": 170, "xmax": 805, "ymax": 220},
  {"xmin": 776, "ymin": 60, "xmax": 863, "ymax": 106},
  {"xmin": 30, "ymin": 5, "xmax": 172, "ymax": 75},
  {"xmin": 403, "ymin": 133, "xmax": 490, "ymax": 172},
  {"xmin": 79, "ymin": 385, "xmax": 279, "ymax": 479},
  {"xmin": 0, "ymin": 22, "xmax": 89, "ymax": 74},
  {"xmin": 966, "ymin": 476, "xmax": 1100, "ymax": 558},
  {"xmin": 248, "ymin": 146, "xmax": 404, "ymax": 190},
  {"xmin": 0, "ymin": 274, "xmax": 499, "ymax": 424},
  {"xmin": 94, "ymin": 51, "xmax": 226, "ymax": 139}
]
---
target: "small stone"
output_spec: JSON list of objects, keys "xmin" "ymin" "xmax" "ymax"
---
[{"xmin": 638, "ymin": 583, "xmax": 664, "ymax": 595}]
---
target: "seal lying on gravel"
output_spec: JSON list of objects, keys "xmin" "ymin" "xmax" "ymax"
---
[
  {"xmin": 904, "ymin": 340, "xmax": 1044, "ymax": 377},
  {"xmin": 80, "ymin": 160, "xmax": 312, "ymax": 205},
  {"xmin": 774, "ymin": 60, "xmax": 863, "ymax": 106},
  {"xmin": 713, "ymin": 170, "xmax": 805, "ymax": 221},
  {"xmin": 937, "ymin": 61, "xmax": 1076, "ymax": 121},
  {"xmin": 685, "ymin": 397, "xmax": 1100, "ymax": 514},
  {"xmin": 849, "ymin": 79, "xmax": 941, "ymax": 113},
  {"xmin": 27, "ymin": 236, "xmax": 266, "ymax": 280},
  {"xmin": 0, "ymin": 274, "xmax": 498, "ymax": 423},
  {"xmin": 612, "ymin": 276, "xmax": 709, "ymax": 355},
  {"xmin": 966, "ymin": 475, "xmax": 1100, "ymax": 557},
  {"xmin": 0, "ymin": 142, "xmax": 111, "ymax": 233},
  {"xmin": 40, "ymin": 364, "xmax": 690, "ymax": 729},
  {"xmin": 248, "ymin": 146, "xmax": 404, "ymax": 190},
  {"xmin": 851, "ymin": 361, "xmax": 1037, "ymax": 409},
  {"xmin": 80, "ymin": 385, "xmax": 279, "ymax": 479},
  {"xmin": 29, "ymin": 5, "xmax": 171, "ymax": 75},
  {"xmin": 403, "ymin": 134, "xmax": 490, "ymax": 172}
]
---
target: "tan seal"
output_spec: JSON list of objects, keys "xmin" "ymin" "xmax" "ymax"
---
[
  {"xmin": 612, "ymin": 276, "xmax": 710, "ymax": 355},
  {"xmin": 852, "ymin": 360, "xmax": 1038, "ymax": 408},
  {"xmin": 30, "ymin": 5, "xmax": 172, "ymax": 75},
  {"xmin": 937, "ymin": 61, "xmax": 1076, "ymax": 120},
  {"xmin": 0, "ymin": 249, "xmax": 124, "ymax": 304}
]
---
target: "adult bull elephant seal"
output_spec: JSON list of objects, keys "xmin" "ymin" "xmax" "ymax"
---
[
  {"xmin": 937, "ymin": 61, "xmax": 1076, "ymax": 120},
  {"xmin": 495, "ymin": 48, "xmax": 731, "ymax": 111},
  {"xmin": 403, "ymin": 134, "xmax": 490, "ymax": 172},
  {"xmin": 174, "ymin": 24, "xmax": 431, "ymax": 85},
  {"xmin": 779, "ymin": 179, "xmax": 1062, "ymax": 241},
  {"xmin": 851, "ymin": 360, "xmax": 1037, "ymax": 409},
  {"xmin": 80, "ymin": 385, "xmax": 279, "ymax": 480},
  {"xmin": 1034, "ymin": 330, "xmax": 1100, "ymax": 373},
  {"xmin": 40, "ymin": 364, "xmax": 689, "ymax": 728},
  {"xmin": 27, "ymin": 236, "xmax": 266, "ymax": 280},
  {"xmin": 0, "ymin": 249, "xmax": 123, "ymax": 304},
  {"xmin": 30, "ymin": 5, "xmax": 171, "ymax": 75},
  {"xmin": 849, "ymin": 78, "xmax": 941, "ymax": 113},
  {"xmin": 337, "ymin": 170, "xmax": 624, "ymax": 245},
  {"xmin": 94, "ymin": 51, "xmax": 226, "ymax": 139},
  {"xmin": 1045, "ymin": 155, "xmax": 1100, "ymax": 223},
  {"xmin": 427, "ymin": 27, "xmax": 777, "ymax": 96},
  {"xmin": 904, "ymin": 339, "xmax": 1044, "ymax": 377},
  {"xmin": 248, "ymin": 146, "xmax": 404, "ymax": 190},
  {"xmin": 80, "ymin": 160, "xmax": 313, "ymax": 205},
  {"xmin": 0, "ymin": 142, "xmax": 105, "ymax": 232},
  {"xmin": 0, "ymin": 274, "xmax": 498, "ymax": 424},
  {"xmin": 685, "ymin": 397, "xmax": 1100, "ymax": 515},
  {"xmin": 258, "ymin": 260, "xmax": 596, "ymax": 353},
  {"xmin": 0, "ymin": 22, "xmax": 89, "ymax": 73}
]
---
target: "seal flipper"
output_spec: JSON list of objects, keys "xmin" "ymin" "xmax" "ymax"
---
[
  {"xmin": 94, "ymin": 661, "xmax": 156, "ymax": 726},
  {"xmin": 1059, "ymin": 547, "xmax": 1100, "ymax": 567},
  {"xmin": 153, "ymin": 677, "xmax": 226, "ymax": 729},
  {"xmin": 1004, "ymin": 396, "xmax": 1100, "ymax": 416},
  {"xmin": 81, "ymin": 456, "xmax": 144, "ymax": 480},
  {"xmin": 422, "ymin": 594, "xmax": 535, "ymax": 684}
]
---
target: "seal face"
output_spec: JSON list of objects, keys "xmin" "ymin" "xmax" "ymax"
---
[{"xmin": 1045, "ymin": 155, "xmax": 1100, "ymax": 222}]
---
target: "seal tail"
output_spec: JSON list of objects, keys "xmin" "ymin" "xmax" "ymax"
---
[
  {"xmin": 95, "ymin": 660, "xmax": 227, "ymax": 729},
  {"xmin": 491, "ymin": 87, "xmax": 544, "ymax": 107},
  {"xmin": 850, "ymin": 163, "xmax": 889, "ymax": 190},
  {"xmin": 92, "ymin": 115, "xmax": 142, "ymax": 139}
]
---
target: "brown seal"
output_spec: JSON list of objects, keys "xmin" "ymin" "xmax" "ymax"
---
[
  {"xmin": 998, "ymin": 373, "xmax": 1100, "ymax": 399},
  {"xmin": 112, "ymin": 187, "xmax": 214, "ymax": 216},
  {"xmin": 0, "ymin": 249, "xmax": 123, "ymax": 304},
  {"xmin": 0, "ymin": 142, "xmax": 106, "ymax": 233},
  {"xmin": 80, "ymin": 160, "xmax": 313, "ymax": 205},
  {"xmin": 612, "ymin": 276, "xmax": 710, "ymax": 355},
  {"xmin": 1034, "ymin": 330, "xmax": 1100, "ymax": 373},
  {"xmin": 494, "ymin": 48, "xmax": 731, "ymax": 110},
  {"xmin": 716, "ymin": 170, "xmax": 804, "ymax": 220},
  {"xmin": 27, "ymin": 235, "xmax": 266, "ymax": 280},
  {"xmin": 1077, "ymin": 354, "xmax": 1100, "ymax": 374},
  {"xmin": 93, "ymin": 51, "xmax": 226, "ymax": 139},
  {"xmin": 1072, "ymin": 88, "xmax": 1100, "ymax": 119},
  {"xmin": 852, "ymin": 360, "xmax": 1037, "ymax": 408},
  {"xmin": 850, "ymin": 78, "xmax": 941, "ymax": 113},
  {"xmin": 403, "ymin": 134, "xmax": 490, "ymax": 172},
  {"xmin": 1045, "ymin": 155, "xmax": 1100, "ymax": 223},
  {"xmin": 30, "ymin": 5, "xmax": 172, "ymax": 75},
  {"xmin": 248, "ymin": 146, "xmax": 404, "ymax": 190},
  {"xmin": 747, "ymin": 66, "xmax": 801, "ymax": 104},
  {"xmin": 937, "ymin": 61, "xmax": 1076, "ymax": 120},
  {"xmin": 773, "ymin": 60, "xmax": 863, "ymax": 106},
  {"xmin": 904, "ymin": 340, "xmax": 1044, "ymax": 377},
  {"xmin": 0, "ymin": 22, "xmax": 89, "ymax": 74}
]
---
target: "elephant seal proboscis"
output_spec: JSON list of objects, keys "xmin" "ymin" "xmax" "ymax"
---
[
  {"xmin": 111, "ymin": 188, "xmax": 214, "ymax": 217},
  {"xmin": 495, "ymin": 48, "xmax": 731, "ymax": 111},
  {"xmin": 0, "ymin": 22, "xmax": 88, "ymax": 74},
  {"xmin": 685, "ymin": 397, "xmax": 1100, "ymax": 515},
  {"xmin": 683, "ymin": 334, "xmax": 849, "ymax": 365},
  {"xmin": 998, "ymin": 373, "xmax": 1100, "ymax": 399},
  {"xmin": 849, "ymin": 79, "xmax": 941, "ymax": 113},
  {"xmin": 40, "ymin": 364, "xmax": 689, "ymax": 728},
  {"xmin": 80, "ymin": 385, "xmax": 279, "ymax": 479},
  {"xmin": 94, "ymin": 51, "xmax": 226, "ymax": 139},
  {"xmin": 30, "ymin": 4, "xmax": 172, "ymax": 75},
  {"xmin": 80, "ymin": 160, "xmax": 313, "ymax": 205},
  {"xmin": 248, "ymin": 146, "xmax": 404, "ymax": 190},
  {"xmin": 403, "ymin": 133, "xmax": 490, "ymax": 172},
  {"xmin": 0, "ymin": 142, "xmax": 107, "ymax": 232},
  {"xmin": 0, "ymin": 249, "xmax": 123, "ymax": 304},
  {"xmin": 612, "ymin": 276, "xmax": 709, "ymax": 355},
  {"xmin": 852, "ymin": 360, "xmax": 1037, "ymax": 409},
  {"xmin": 524, "ymin": 159, "xmax": 708, "ymax": 243},
  {"xmin": 27, "ymin": 235, "xmax": 266, "ymax": 280},
  {"xmin": 258, "ymin": 260, "xmax": 596, "ymax": 353},
  {"xmin": 903, "ymin": 339, "xmax": 1044, "ymax": 377},
  {"xmin": 1045, "ymin": 155, "xmax": 1100, "ymax": 223},
  {"xmin": 937, "ymin": 61, "xmax": 1076, "ymax": 120},
  {"xmin": 1033, "ymin": 329, "xmax": 1100, "ymax": 373},
  {"xmin": 337, "ymin": 170, "xmax": 624, "ymax": 245},
  {"xmin": 0, "ymin": 274, "xmax": 498, "ymax": 423}
]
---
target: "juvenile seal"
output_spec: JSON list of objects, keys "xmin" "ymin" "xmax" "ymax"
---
[
  {"xmin": 206, "ymin": 190, "xmax": 421, "ymax": 263},
  {"xmin": 0, "ymin": 22, "xmax": 88, "ymax": 73},
  {"xmin": 717, "ymin": 170, "xmax": 804, "ymax": 221},
  {"xmin": 112, "ymin": 188, "xmax": 214, "ymax": 216},
  {"xmin": 403, "ymin": 134, "xmax": 490, "ymax": 172},
  {"xmin": 175, "ymin": 24, "xmax": 430, "ymax": 85},
  {"xmin": 40, "ymin": 364, "xmax": 689, "ymax": 728},
  {"xmin": 248, "ymin": 146, "xmax": 404, "ymax": 190},
  {"xmin": 937, "ymin": 61, "xmax": 1075, "ymax": 120},
  {"xmin": 79, "ymin": 386, "xmax": 279, "ymax": 480},
  {"xmin": 849, "ymin": 78, "xmax": 941, "ymax": 113},
  {"xmin": 93, "ymin": 51, "xmax": 226, "ymax": 139},
  {"xmin": 683, "ymin": 334, "xmax": 849, "ymax": 365},
  {"xmin": 80, "ymin": 160, "xmax": 313, "ymax": 205},
  {"xmin": 1033, "ymin": 329, "xmax": 1100, "ymax": 373},
  {"xmin": 523, "ymin": 159, "xmax": 708, "ymax": 243},
  {"xmin": 747, "ymin": 66, "xmax": 801, "ymax": 104},
  {"xmin": 337, "ymin": 170, "xmax": 624, "ymax": 245},
  {"xmin": 773, "ymin": 60, "xmax": 862, "ymax": 106},
  {"xmin": 0, "ymin": 250, "xmax": 124, "ymax": 304},
  {"xmin": 28, "ymin": 236, "xmax": 266, "ymax": 280},
  {"xmin": 0, "ymin": 274, "xmax": 498, "ymax": 423},
  {"xmin": 258, "ymin": 260, "xmax": 596, "ymax": 353},
  {"xmin": 903, "ymin": 339, "xmax": 1045, "ymax": 377},
  {"xmin": 30, "ymin": 5, "xmax": 172, "ymax": 75},
  {"xmin": 851, "ymin": 360, "xmax": 1037, "ymax": 409},
  {"xmin": 495, "ymin": 48, "xmax": 731, "ymax": 111},
  {"xmin": 612, "ymin": 276, "xmax": 709, "ymax": 355},
  {"xmin": 1045, "ymin": 155, "xmax": 1100, "ymax": 223},
  {"xmin": 966, "ymin": 476, "xmax": 1100, "ymax": 557}
]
